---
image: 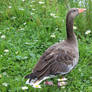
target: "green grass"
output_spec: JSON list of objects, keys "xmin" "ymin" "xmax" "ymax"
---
[{"xmin": 0, "ymin": 0, "xmax": 92, "ymax": 92}]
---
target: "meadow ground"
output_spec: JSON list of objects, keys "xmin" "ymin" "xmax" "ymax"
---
[{"xmin": 0, "ymin": 0, "xmax": 92, "ymax": 92}]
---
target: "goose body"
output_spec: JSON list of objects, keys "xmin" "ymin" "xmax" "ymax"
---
[
  {"xmin": 32, "ymin": 39, "xmax": 79, "ymax": 78},
  {"xmin": 25, "ymin": 8, "xmax": 86, "ymax": 87}
]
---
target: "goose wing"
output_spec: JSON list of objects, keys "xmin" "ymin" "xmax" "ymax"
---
[{"xmin": 32, "ymin": 44, "xmax": 76, "ymax": 79}]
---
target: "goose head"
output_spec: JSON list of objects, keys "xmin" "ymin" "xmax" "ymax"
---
[{"xmin": 67, "ymin": 8, "xmax": 86, "ymax": 20}]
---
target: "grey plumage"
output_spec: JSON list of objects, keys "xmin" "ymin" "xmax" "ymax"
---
[{"xmin": 25, "ymin": 8, "xmax": 86, "ymax": 85}]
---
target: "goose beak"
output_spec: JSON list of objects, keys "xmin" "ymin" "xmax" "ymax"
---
[{"xmin": 78, "ymin": 8, "xmax": 86, "ymax": 13}]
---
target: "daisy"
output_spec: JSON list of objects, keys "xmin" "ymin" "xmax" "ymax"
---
[
  {"xmin": 50, "ymin": 13, "xmax": 58, "ymax": 18},
  {"xmin": 21, "ymin": 86, "xmax": 28, "ymax": 90},
  {"xmin": 32, "ymin": 84, "xmax": 41, "ymax": 88},
  {"xmin": 24, "ymin": 22, "xmax": 26, "ymax": 25},
  {"xmin": 9, "ymin": 6, "xmax": 12, "ymax": 8},
  {"xmin": 1, "ymin": 35, "xmax": 6, "ymax": 39},
  {"xmin": 50, "ymin": 34, "xmax": 56, "ymax": 38},
  {"xmin": 22, "ymin": 0, "xmax": 25, "ymax": 2},
  {"xmin": 57, "ymin": 77, "xmax": 67, "ymax": 81},
  {"xmin": 4, "ymin": 49, "xmax": 9, "ymax": 53},
  {"xmin": 2, "ymin": 83, "xmax": 8, "ymax": 87},
  {"xmin": 73, "ymin": 26, "xmax": 77, "ymax": 30},
  {"xmin": 85, "ymin": 30, "xmax": 91, "ymax": 35},
  {"xmin": 38, "ymin": 1, "xmax": 45, "ymax": 4}
]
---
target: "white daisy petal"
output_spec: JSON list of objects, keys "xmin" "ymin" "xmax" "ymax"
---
[
  {"xmin": 50, "ymin": 13, "xmax": 55, "ymax": 17},
  {"xmin": 32, "ymin": 8, "xmax": 36, "ymax": 11},
  {"xmin": 32, "ymin": 84, "xmax": 41, "ymax": 88},
  {"xmin": 20, "ymin": 28, "xmax": 24, "ymax": 30},
  {"xmin": 73, "ymin": 26, "xmax": 77, "ymax": 30},
  {"xmin": 50, "ymin": 34, "xmax": 55, "ymax": 38},
  {"xmin": 57, "ymin": 77, "xmax": 67, "ymax": 81},
  {"xmin": 85, "ymin": 30, "xmax": 91, "ymax": 35},
  {"xmin": 4, "ymin": 49, "xmax": 9, "ymax": 53},
  {"xmin": 21, "ymin": 86, "xmax": 28, "ymax": 90},
  {"xmin": 61, "ymin": 77, "xmax": 67, "ymax": 81},
  {"xmin": 22, "ymin": 0, "xmax": 25, "ymax": 2},
  {"xmin": 9, "ymin": 6, "xmax": 12, "ymax": 8},
  {"xmin": 24, "ymin": 22, "xmax": 26, "ymax": 25},
  {"xmin": 0, "ymin": 55, "xmax": 3, "ymax": 57},
  {"xmin": 38, "ymin": 1, "xmax": 45, "ymax": 4},
  {"xmin": 1, "ymin": 35, "xmax": 6, "ymax": 39},
  {"xmin": 50, "ymin": 13, "xmax": 59, "ymax": 18},
  {"xmin": 58, "ymin": 81, "xmax": 67, "ymax": 86},
  {"xmin": 2, "ymin": 83, "xmax": 8, "ymax": 87}
]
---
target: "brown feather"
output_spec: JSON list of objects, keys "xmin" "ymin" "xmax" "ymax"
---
[{"xmin": 32, "ymin": 41, "xmax": 78, "ymax": 80}]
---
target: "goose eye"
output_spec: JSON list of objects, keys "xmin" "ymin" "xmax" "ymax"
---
[{"xmin": 74, "ymin": 10, "xmax": 76, "ymax": 12}]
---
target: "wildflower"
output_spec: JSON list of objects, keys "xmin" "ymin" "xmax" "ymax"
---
[
  {"xmin": 1, "ymin": 35, "xmax": 5, "ymax": 38},
  {"xmin": 50, "ymin": 13, "xmax": 58, "ymax": 18},
  {"xmin": 4, "ymin": 49, "xmax": 9, "ymax": 53},
  {"xmin": 22, "ymin": 0, "xmax": 25, "ymax": 2},
  {"xmin": 15, "ymin": 51, "xmax": 18, "ymax": 54},
  {"xmin": 38, "ymin": 1, "xmax": 45, "ymax": 4},
  {"xmin": 8, "ymin": 6, "xmax": 12, "ymax": 8},
  {"xmin": 50, "ymin": 13, "xmax": 55, "ymax": 17},
  {"xmin": 3, "ymin": 72, "xmax": 7, "ymax": 76},
  {"xmin": 30, "ymin": 5, "xmax": 33, "ymax": 7},
  {"xmin": 32, "ymin": 8, "xmax": 36, "ymax": 11},
  {"xmin": 85, "ymin": 30, "xmax": 91, "ymax": 35},
  {"xmin": 50, "ymin": 34, "xmax": 55, "ymax": 38},
  {"xmin": 20, "ymin": 28, "xmax": 24, "ymax": 30},
  {"xmin": 19, "ymin": 8, "xmax": 24, "ymax": 11},
  {"xmin": 2, "ymin": 83, "xmax": 8, "ymax": 87},
  {"xmin": 73, "ymin": 26, "xmax": 77, "ymax": 30},
  {"xmin": 58, "ymin": 81, "xmax": 67, "ymax": 87},
  {"xmin": 24, "ymin": 22, "xmax": 26, "ymax": 25},
  {"xmin": 33, "ymin": 84, "xmax": 41, "ymax": 88},
  {"xmin": 21, "ymin": 86, "xmax": 28, "ymax": 90},
  {"xmin": 30, "ymin": 12, "xmax": 35, "ymax": 15},
  {"xmin": 57, "ymin": 77, "xmax": 67, "ymax": 81},
  {"xmin": 55, "ymin": 28, "xmax": 58, "ymax": 31},
  {"xmin": 0, "ymin": 55, "xmax": 3, "ymax": 57}
]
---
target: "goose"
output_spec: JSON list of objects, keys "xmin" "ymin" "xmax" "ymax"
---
[{"xmin": 25, "ymin": 8, "xmax": 86, "ymax": 88}]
